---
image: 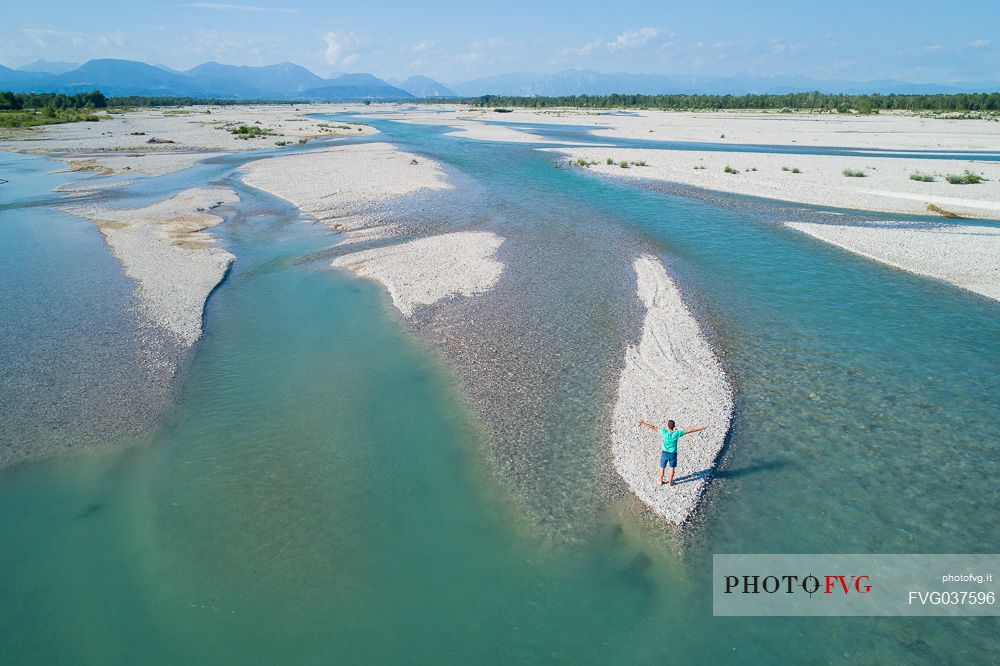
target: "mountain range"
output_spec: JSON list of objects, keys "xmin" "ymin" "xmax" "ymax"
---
[
  {"xmin": 0, "ymin": 59, "xmax": 441, "ymax": 101},
  {"xmin": 2, "ymin": 59, "xmax": 995, "ymax": 100}
]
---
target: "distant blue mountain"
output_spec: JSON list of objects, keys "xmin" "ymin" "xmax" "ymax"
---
[
  {"xmin": 186, "ymin": 61, "xmax": 326, "ymax": 97},
  {"xmin": 17, "ymin": 59, "xmax": 80, "ymax": 75},
  {"xmin": 299, "ymin": 73, "xmax": 413, "ymax": 100},
  {"xmin": 398, "ymin": 75, "xmax": 456, "ymax": 98},
  {"xmin": 0, "ymin": 59, "xmax": 415, "ymax": 100},
  {"xmin": 0, "ymin": 64, "xmax": 55, "ymax": 89},
  {"xmin": 53, "ymin": 59, "xmax": 249, "ymax": 97}
]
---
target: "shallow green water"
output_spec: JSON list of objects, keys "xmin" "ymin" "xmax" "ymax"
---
[{"xmin": 1, "ymin": 118, "xmax": 998, "ymax": 664}]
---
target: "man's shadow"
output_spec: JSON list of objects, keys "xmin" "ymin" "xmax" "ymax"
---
[{"xmin": 671, "ymin": 460, "xmax": 789, "ymax": 485}]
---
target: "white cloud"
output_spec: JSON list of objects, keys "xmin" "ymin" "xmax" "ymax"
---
[
  {"xmin": 455, "ymin": 37, "xmax": 508, "ymax": 65},
  {"xmin": 182, "ymin": 29, "xmax": 280, "ymax": 63},
  {"xmin": 412, "ymin": 40, "xmax": 437, "ymax": 53},
  {"xmin": 181, "ymin": 3, "xmax": 298, "ymax": 13},
  {"xmin": 323, "ymin": 30, "xmax": 367, "ymax": 67},
  {"xmin": 570, "ymin": 38, "xmax": 603, "ymax": 57},
  {"xmin": 966, "ymin": 39, "xmax": 991, "ymax": 49},
  {"xmin": 607, "ymin": 27, "xmax": 662, "ymax": 52}
]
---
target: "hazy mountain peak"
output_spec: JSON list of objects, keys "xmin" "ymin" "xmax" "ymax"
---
[
  {"xmin": 399, "ymin": 75, "xmax": 456, "ymax": 98},
  {"xmin": 16, "ymin": 59, "xmax": 80, "ymax": 75}
]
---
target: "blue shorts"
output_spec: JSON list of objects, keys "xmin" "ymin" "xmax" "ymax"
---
[{"xmin": 659, "ymin": 451, "xmax": 677, "ymax": 468}]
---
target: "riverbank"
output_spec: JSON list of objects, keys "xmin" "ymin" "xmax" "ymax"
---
[
  {"xmin": 402, "ymin": 105, "xmax": 1000, "ymax": 151},
  {"xmin": 786, "ymin": 220, "xmax": 1000, "ymax": 301},
  {"xmin": 62, "ymin": 187, "xmax": 239, "ymax": 345},
  {"xmin": 331, "ymin": 232, "xmax": 504, "ymax": 315},
  {"xmin": 546, "ymin": 146, "xmax": 1000, "ymax": 220},
  {"xmin": 240, "ymin": 141, "xmax": 451, "ymax": 233},
  {"xmin": 0, "ymin": 104, "xmax": 378, "ymax": 155}
]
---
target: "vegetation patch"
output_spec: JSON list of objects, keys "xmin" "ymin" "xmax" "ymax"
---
[
  {"xmin": 226, "ymin": 124, "xmax": 278, "ymax": 139},
  {"xmin": 909, "ymin": 172, "xmax": 935, "ymax": 182},
  {"xmin": 842, "ymin": 169, "xmax": 866, "ymax": 177},
  {"xmin": 944, "ymin": 170, "xmax": 985, "ymax": 185},
  {"xmin": 724, "ymin": 165, "xmax": 738, "ymax": 174}
]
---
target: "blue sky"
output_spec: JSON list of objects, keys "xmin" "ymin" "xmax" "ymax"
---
[{"xmin": 3, "ymin": 0, "xmax": 998, "ymax": 83}]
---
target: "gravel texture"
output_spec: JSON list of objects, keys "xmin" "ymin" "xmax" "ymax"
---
[
  {"xmin": 240, "ymin": 142, "xmax": 453, "ymax": 231},
  {"xmin": 1, "ymin": 104, "xmax": 377, "ymax": 154},
  {"xmin": 545, "ymin": 147, "xmax": 1000, "ymax": 220},
  {"xmin": 243, "ymin": 141, "xmax": 507, "ymax": 317},
  {"xmin": 62, "ymin": 187, "xmax": 239, "ymax": 345},
  {"xmin": 332, "ymin": 231, "xmax": 504, "ymax": 315}
]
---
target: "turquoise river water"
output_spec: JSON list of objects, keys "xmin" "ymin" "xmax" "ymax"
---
[{"xmin": 0, "ymin": 114, "xmax": 998, "ymax": 664}]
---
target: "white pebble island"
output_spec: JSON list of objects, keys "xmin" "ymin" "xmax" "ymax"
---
[
  {"xmin": 62, "ymin": 187, "xmax": 238, "ymax": 346},
  {"xmin": 611, "ymin": 255, "xmax": 734, "ymax": 526}
]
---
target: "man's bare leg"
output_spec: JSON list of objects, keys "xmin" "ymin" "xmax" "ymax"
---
[
  {"xmin": 668, "ymin": 467, "xmax": 676, "ymax": 486},
  {"xmin": 658, "ymin": 467, "xmax": 665, "ymax": 485}
]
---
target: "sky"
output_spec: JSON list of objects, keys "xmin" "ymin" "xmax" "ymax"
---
[{"xmin": 3, "ymin": 0, "xmax": 998, "ymax": 84}]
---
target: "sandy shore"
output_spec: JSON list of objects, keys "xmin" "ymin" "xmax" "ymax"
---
[
  {"xmin": 786, "ymin": 220, "xmax": 1000, "ymax": 301},
  {"xmin": 0, "ymin": 104, "xmax": 377, "ymax": 155},
  {"xmin": 331, "ymin": 231, "xmax": 504, "ymax": 315},
  {"xmin": 611, "ymin": 255, "xmax": 734, "ymax": 526},
  {"xmin": 57, "ymin": 151, "xmax": 225, "ymax": 177},
  {"xmin": 570, "ymin": 109, "xmax": 1000, "ymax": 152},
  {"xmin": 546, "ymin": 146, "xmax": 1000, "ymax": 219},
  {"xmin": 63, "ymin": 187, "xmax": 238, "ymax": 345},
  {"xmin": 241, "ymin": 142, "xmax": 452, "ymax": 232}
]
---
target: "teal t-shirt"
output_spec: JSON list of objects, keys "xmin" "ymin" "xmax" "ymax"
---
[{"xmin": 658, "ymin": 428, "xmax": 685, "ymax": 453}]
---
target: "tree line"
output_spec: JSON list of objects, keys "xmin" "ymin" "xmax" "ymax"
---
[
  {"xmin": 4, "ymin": 89, "xmax": 998, "ymax": 113},
  {"xmin": 0, "ymin": 91, "xmax": 107, "ymax": 111},
  {"xmin": 454, "ymin": 92, "xmax": 1000, "ymax": 112},
  {"xmin": 106, "ymin": 96, "xmax": 298, "ymax": 107}
]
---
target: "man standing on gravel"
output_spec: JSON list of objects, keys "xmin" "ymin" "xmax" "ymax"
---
[{"xmin": 639, "ymin": 419, "xmax": 705, "ymax": 486}]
